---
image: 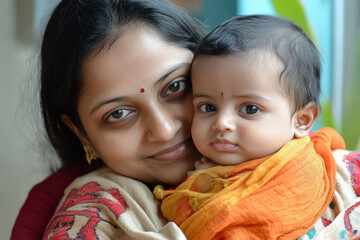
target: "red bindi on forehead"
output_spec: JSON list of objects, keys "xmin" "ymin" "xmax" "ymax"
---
[{"xmin": 140, "ymin": 88, "xmax": 145, "ymax": 93}]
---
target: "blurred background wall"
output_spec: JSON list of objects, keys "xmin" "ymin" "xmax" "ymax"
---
[
  {"xmin": 2, "ymin": 0, "xmax": 359, "ymax": 239},
  {"xmin": 1, "ymin": 0, "xmax": 60, "ymax": 238}
]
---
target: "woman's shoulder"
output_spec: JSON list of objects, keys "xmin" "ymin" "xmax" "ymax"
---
[
  {"xmin": 332, "ymin": 149, "xmax": 360, "ymax": 207},
  {"xmin": 68, "ymin": 166, "xmax": 148, "ymax": 191},
  {"xmin": 332, "ymin": 148, "xmax": 360, "ymax": 193},
  {"xmin": 65, "ymin": 166, "xmax": 158, "ymax": 207},
  {"xmin": 300, "ymin": 150, "xmax": 360, "ymax": 239},
  {"xmin": 44, "ymin": 166, "xmax": 186, "ymax": 240}
]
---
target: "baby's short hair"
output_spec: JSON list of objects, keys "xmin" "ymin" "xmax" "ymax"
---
[{"xmin": 195, "ymin": 15, "xmax": 322, "ymax": 113}]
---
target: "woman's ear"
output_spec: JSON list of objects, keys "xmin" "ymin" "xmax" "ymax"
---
[
  {"xmin": 293, "ymin": 103, "xmax": 319, "ymax": 138},
  {"xmin": 61, "ymin": 114, "xmax": 90, "ymax": 146},
  {"xmin": 61, "ymin": 115, "xmax": 100, "ymax": 163}
]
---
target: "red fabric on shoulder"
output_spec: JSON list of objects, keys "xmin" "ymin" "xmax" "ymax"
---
[{"xmin": 10, "ymin": 159, "xmax": 91, "ymax": 240}]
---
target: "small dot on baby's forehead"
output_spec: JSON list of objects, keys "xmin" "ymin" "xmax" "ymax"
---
[{"xmin": 140, "ymin": 88, "xmax": 145, "ymax": 93}]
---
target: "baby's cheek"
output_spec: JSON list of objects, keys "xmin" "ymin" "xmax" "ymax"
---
[{"xmin": 191, "ymin": 124, "xmax": 203, "ymax": 148}]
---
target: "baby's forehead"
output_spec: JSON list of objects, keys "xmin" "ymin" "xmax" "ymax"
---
[
  {"xmin": 247, "ymin": 50, "xmax": 284, "ymax": 71},
  {"xmin": 192, "ymin": 51, "xmax": 288, "ymax": 97},
  {"xmin": 193, "ymin": 50, "xmax": 284, "ymax": 72}
]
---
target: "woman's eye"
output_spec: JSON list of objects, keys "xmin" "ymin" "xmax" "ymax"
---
[
  {"xmin": 168, "ymin": 82, "xmax": 184, "ymax": 92},
  {"xmin": 240, "ymin": 105, "xmax": 260, "ymax": 115},
  {"xmin": 106, "ymin": 109, "xmax": 133, "ymax": 122},
  {"xmin": 199, "ymin": 103, "xmax": 217, "ymax": 113},
  {"xmin": 163, "ymin": 80, "xmax": 188, "ymax": 100}
]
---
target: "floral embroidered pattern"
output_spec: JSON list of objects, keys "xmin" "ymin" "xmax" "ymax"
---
[
  {"xmin": 344, "ymin": 152, "xmax": 360, "ymax": 196},
  {"xmin": 44, "ymin": 182, "xmax": 127, "ymax": 239},
  {"xmin": 344, "ymin": 201, "xmax": 360, "ymax": 237}
]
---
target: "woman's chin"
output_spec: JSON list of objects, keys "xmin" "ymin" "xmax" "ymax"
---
[{"xmin": 162, "ymin": 164, "xmax": 195, "ymax": 185}]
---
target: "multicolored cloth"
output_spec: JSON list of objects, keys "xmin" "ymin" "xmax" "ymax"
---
[
  {"xmin": 158, "ymin": 128, "xmax": 345, "ymax": 239},
  {"xmin": 42, "ymin": 131, "xmax": 360, "ymax": 239}
]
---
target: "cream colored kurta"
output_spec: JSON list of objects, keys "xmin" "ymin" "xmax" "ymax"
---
[{"xmin": 43, "ymin": 167, "xmax": 186, "ymax": 240}]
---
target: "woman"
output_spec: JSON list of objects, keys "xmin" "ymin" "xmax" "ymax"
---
[
  {"xmin": 12, "ymin": 0, "xmax": 203, "ymax": 239},
  {"xmin": 12, "ymin": 0, "xmax": 360, "ymax": 238}
]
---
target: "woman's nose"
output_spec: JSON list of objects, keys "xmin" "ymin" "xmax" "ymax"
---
[
  {"xmin": 212, "ymin": 112, "xmax": 236, "ymax": 132},
  {"xmin": 145, "ymin": 104, "xmax": 179, "ymax": 142}
]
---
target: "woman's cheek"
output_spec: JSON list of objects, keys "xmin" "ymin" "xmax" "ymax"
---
[{"xmin": 96, "ymin": 130, "xmax": 140, "ymax": 164}]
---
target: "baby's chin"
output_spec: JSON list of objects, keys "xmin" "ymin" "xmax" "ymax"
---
[{"xmin": 207, "ymin": 154, "xmax": 249, "ymax": 166}]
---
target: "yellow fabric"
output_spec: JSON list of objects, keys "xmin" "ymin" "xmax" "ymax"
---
[{"xmin": 160, "ymin": 127, "xmax": 345, "ymax": 240}]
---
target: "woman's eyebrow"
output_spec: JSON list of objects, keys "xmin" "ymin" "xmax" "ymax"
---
[
  {"xmin": 154, "ymin": 62, "xmax": 190, "ymax": 87},
  {"xmin": 90, "ymin": 63, "xmax": 190, "ymax": 115},
  {"xmin": 90, "ymin": 96, "xmax": 128, "ymax": 115}
]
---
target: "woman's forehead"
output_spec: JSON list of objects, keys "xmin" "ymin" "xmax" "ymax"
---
[
  {"xmin": 83, "ymin": 27, "xmax": 192, "ymax": 87},
  {"xmin": 79, "ymin": 24, "xmax": 193, "ymax": 107}
]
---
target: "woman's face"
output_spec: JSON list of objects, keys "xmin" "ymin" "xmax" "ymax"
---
[{"xmin": 69, "ymin": 24, "xmax": 200, "ymax": 185}]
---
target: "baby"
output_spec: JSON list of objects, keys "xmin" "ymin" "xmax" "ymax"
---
[{"xmin": 155, "ymin": 15, "xmax": 344, "ymax": 240}]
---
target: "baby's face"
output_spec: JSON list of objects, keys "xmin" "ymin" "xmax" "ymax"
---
[{"xmin": 190, "ymin": 54, "xmax": 296, "ymax": 165}]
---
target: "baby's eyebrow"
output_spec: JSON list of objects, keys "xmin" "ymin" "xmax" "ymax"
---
[{"xmin": 192, "ymin": 93, "xmax": 269, "ymax": 101}]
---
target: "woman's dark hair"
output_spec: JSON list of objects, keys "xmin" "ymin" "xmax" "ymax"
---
[
  {"xmin": 195, "ymin": 14, "xmax": 322, "ymax": 113},
  {"xmin": 40, "ymin": 0, "xmax": 204, "ymax": 167}
]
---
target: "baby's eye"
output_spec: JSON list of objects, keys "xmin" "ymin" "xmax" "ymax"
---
[
  {"xmin": 240, "ymin": 105, "xmax": 260, "ymax": 115},
  {"xmin": 199, "ymin": 103, "xmax": 217, "ymax": 113},
  {"xmin": 106, "ymin": 108, "xmax": 134, "ymax": 122}
]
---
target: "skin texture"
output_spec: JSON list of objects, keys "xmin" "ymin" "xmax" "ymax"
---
[
  {"xmin": 62, "ymin": 24, "xmax": 201, "ymax": 185},
  {"xmin": 191, "ymin": 54, "xmax": 318, "ymax": 166}
]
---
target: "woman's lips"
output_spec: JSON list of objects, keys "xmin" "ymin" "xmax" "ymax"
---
[
  {"xmin": 152, "ymin": 139, "xmax": 191, "ymax": 161},
  {"xmin": 211, "ymin": 139, "xmax": 237, "ymax": 152}
]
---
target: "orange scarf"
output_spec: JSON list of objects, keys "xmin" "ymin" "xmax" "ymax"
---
[{"xmin": 160, "ymin": 127, "xmax": 345, "ymax": 239}]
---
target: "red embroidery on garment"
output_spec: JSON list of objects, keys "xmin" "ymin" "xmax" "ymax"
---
[
  {"xmin": 321, "ymin": 217, "xmax": 332, "ymax": 227},
  {"xmin": 344, "ymin": 152, "xmax": 360, "ymax": 196},
  {"xmin": 44, "ymin": 182, "xmax": 127, "ymax": 239},
  {"xmin": 344, "ymin": 201, "xmax": 360, "ymax": 236}
]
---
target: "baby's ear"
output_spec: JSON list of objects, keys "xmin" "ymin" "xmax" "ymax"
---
[{"xmin": 293, "ymin": 103, "xmax": 319, "ymax": 138}]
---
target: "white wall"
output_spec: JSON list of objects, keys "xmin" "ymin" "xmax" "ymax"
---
[{"xmin": 0, "ymin": 0, "xmax": 56, "ymax": 238}]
